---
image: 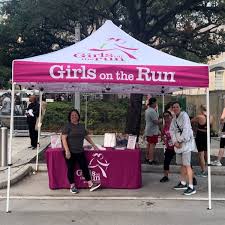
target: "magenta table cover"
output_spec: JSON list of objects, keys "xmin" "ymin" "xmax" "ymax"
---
[{"xmin": 45, "ymin": 148, "xmax": 142, "ymax": 189}]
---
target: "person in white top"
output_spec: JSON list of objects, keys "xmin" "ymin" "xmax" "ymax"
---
[
  {"xmin": 0, "ymin": 93, "xmax": 11, "ymax": 115},
  {"xmin": 169, "ymin": 101, "xmax": 196, "ymax": 196}
]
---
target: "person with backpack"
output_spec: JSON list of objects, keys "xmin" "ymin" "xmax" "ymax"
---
[{"xmin": 170, "ymin": 101, "xmax": 196, "ymax": 196}]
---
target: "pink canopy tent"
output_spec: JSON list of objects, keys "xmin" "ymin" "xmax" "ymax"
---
[
  {"xmin": 6, "ymin": 20, "xmax": 212, "ymax": 212},
  {"xmin": 12, "ymin": 20, "xmax": 208, "ymax": 93}
]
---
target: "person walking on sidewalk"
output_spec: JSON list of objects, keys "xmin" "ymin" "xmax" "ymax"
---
[
  {"xmin": 212, "ymin": 107, "xmax": 225, "ymax": 166},
  {"xmin": 144, "ymin": 97, "xmax": 161, "ymax": 165},
  {"xmin": 61, "ymin": 109, "xmax": 101, "ymax": 194},
  {"xmin": 170, "ymin": 101, "xmax": 196, "ymax": 196},
  {"xmin": 26, "ymin": 95, "xmax": 40, "ymax": 149},
  {"xmin": 160, "ymin": 110, "xmax": 175, "ymax": 183},
  {"xmin": 0, "ymin": 92, "xmax": 11, "ymax": 115}
]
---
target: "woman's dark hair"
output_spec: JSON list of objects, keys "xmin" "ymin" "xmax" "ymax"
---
[
  {"xmin": 165, "ymin": 102, "xmax": 174, "ymax": 111},
  {"xmin": 148, "ymin": 97, "xmax": 157, "ymax": 106},
  {"xmin": 172, "ymin": 101, "xmax": 181, "ymax": 107},
  {"xmin": 163, "ymin": 110, "xmax": 172, "ymax": 117},
  {"xmin": 68, "ymin": 109, "xmax": 80, "ymax": 122}
]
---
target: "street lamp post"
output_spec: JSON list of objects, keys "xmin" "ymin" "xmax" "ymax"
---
[
  {"xmin": 84, "ymin": 94, "xmax": 88, "ymax": 129},
  {"xmin": 74, "ymin": 22, "xmax": 81, "ymax": 112}
]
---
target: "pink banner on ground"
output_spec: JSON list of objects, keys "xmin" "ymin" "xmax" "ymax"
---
[
  {"xmin": 45, "ymin": 148, "xmax": 142, "ymax": 189},
  {"xmin": 13, "ymin": 61, "xmax": 209, "ymax": 87}
]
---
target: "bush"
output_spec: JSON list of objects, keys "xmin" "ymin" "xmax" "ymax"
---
[
  {"xmin": 42, "ymin": 98, "xmax": 136, "ymax": 134},
  {"xmin": 42, "ymin": 101, "xmax": 73, "ymax": 132}
]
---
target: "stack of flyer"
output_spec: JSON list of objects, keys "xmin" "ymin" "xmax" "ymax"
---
[
  {"xmin": 126, "ymin": 135, "xmax": 137, "ymax": 149},
  {"xmin": 103, "ymin": 133, "xmax": 116, "ymax": 148}
]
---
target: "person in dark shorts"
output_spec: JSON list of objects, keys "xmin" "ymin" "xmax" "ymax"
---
[
  {"xmin": 191, "ymin": 105, "xmax": 212, "ymax": 177},
  {"xmin": 61, "ymin": 109, "xmax": 101, "ymax": 194}
]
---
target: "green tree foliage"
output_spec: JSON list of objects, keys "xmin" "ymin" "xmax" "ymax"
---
[
  {"xmin": 1, "ymin": 0, "xmax": 224, "ymax": 135},
  {"xmin": 1, "ymin": 0, "xmax": 225, "ymax": 65},
  {"xmin": 42, "ymin": 98, "xmax": 131, "ymax": 134},
  {"xmin": 0, "ymin": 0, "xmax": 225, "ymax": 86},
  {"xmin": 0, "ymin": 0, "xmax": 225, "ymax": 85},
  {"xmin": 42, "ymin": 101, "xmax": 73, "ymax": 131},
  {"xmin": 0, "ymin": 64, "xmax": 11, "ymax": 88}
]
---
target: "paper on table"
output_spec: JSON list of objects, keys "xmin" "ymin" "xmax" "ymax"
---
[
  {"xmin": 50, "ymin": 134, "xmax": 62, "ymax": 148},
  {"xmin": 114, "ymin": 147, "xmax": 126, "ymax": 150},
  {"xmin": 126, "ymin": 135, "xmax": 137, "ymax": 149},
  {"xmin": 28, "ymin": 109, "xmax": 34, "ymax": 117},
  {"xmin": 103, "ymin": 133, "xmax": 116, "ymax": 148}
]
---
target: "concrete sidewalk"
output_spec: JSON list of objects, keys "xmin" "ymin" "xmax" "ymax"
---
[
  {"xmin": 0, "ymin": 169, "xmax": 225, "ymax": 201},
  {"xmin": 0, "ymin": 135, "xmax": 224, "ymax": 190},
  {"xmin": 1, "ymin": 136, "xmax": 225, "ymax": 224},
  {"xmin": 0, "ymin": 134, "xmax": 50, "ymax": 189}
]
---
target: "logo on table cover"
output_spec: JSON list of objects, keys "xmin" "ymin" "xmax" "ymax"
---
[
  {"xmin": 76, "ymin": 153, "xmax": 110, "ymax": 183},
  {"xmin": 88, "ymin": 153, "xmax": 110, "ymax": 178},
  {"xmin": 74, "ymin": 37, "xmax": 138, "ymax": 62}
]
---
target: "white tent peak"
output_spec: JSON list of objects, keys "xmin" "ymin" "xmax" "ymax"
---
[{"xmin": 16, "ymin": 20, "xmax": 205, "ymax": 66}]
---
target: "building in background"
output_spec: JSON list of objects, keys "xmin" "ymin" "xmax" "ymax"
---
[
  {"xmin": 209, "ymin": 52, "xmax": 225, "ymax": 91},
  {"xmin": 174, "ymin": 52, "xmax": 225, "ymax": 96},
  {"xmin": 172, "ymin": 53, "xmax": 225, "ymax": 134}
]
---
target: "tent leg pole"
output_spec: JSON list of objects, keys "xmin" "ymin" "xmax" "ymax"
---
[
  {"xmin": 85, "ymin": 94, "xmax": 88, "ymax": 129},
  {"xmin": 162, "ymin": 94, "xmax": 165, "ymax": 152},
  {"xmin": 6, "ymin": 82, "xmax": 15, "ymax": 213},
  {"xmin": 35, "ymin": 91, "xmax": 43, "ymax": 172},
  {"xmin": 6, "ymin": 166, "xmax": 11, "ymax": 213},
  {"xmin": 206, "ymin": 88, "xmax": 212, "ymax": 210},
  {"xmin": 162, "ymin": 94, "xmax": 165, "ymax": 113}
]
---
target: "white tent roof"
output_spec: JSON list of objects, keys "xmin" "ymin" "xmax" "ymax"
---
[
  {"xmin": 20, "ymin": 21, "xmax": 203, "ymax": 66},
  {"xmin": 13, "ymin": 20, "xmax": 209, "ymax": 94}
]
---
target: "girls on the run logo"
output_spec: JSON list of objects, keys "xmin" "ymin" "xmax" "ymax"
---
[{"xmin": 74, "ymin": 37, "xmax": 138, "ymax": 62}]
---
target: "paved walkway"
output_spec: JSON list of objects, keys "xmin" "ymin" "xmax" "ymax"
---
[
  {"xmin": 0, "ymin": 171, "xmax": 224, "ymax": 199},
  {"xmin": 0, "ymin": 134, "xmax": 224, "ymax": 192},
  {"xmin": 0, "ymin": 134, "xmax": 50, "ymax": 188},
  {"xmin": 0, "ymin": 135, "xmax": 225, "ymax": 220}
]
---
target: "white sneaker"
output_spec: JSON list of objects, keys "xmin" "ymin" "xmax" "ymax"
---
[
  {"xmin": 89, "ymin": 183, "xmax": 101, "ymax": 192},
  {"xmin": 211, "ymin": 160, "xmax": 222, "ymax": 166}
]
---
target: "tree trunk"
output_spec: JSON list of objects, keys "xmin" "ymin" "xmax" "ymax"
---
[{"xmin": 125, "ymin": 93, "xmax": 143, "ymax": 141}]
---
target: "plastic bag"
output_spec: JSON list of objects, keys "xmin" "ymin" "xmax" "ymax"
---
[{"xmin": 50, "ymin": 134, "xmax": 62, "ymax": 148}]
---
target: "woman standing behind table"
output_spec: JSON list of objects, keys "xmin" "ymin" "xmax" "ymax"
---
[{"xmin": 61, "ymin": 109, "xmax": 101, "ymax": 194}]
